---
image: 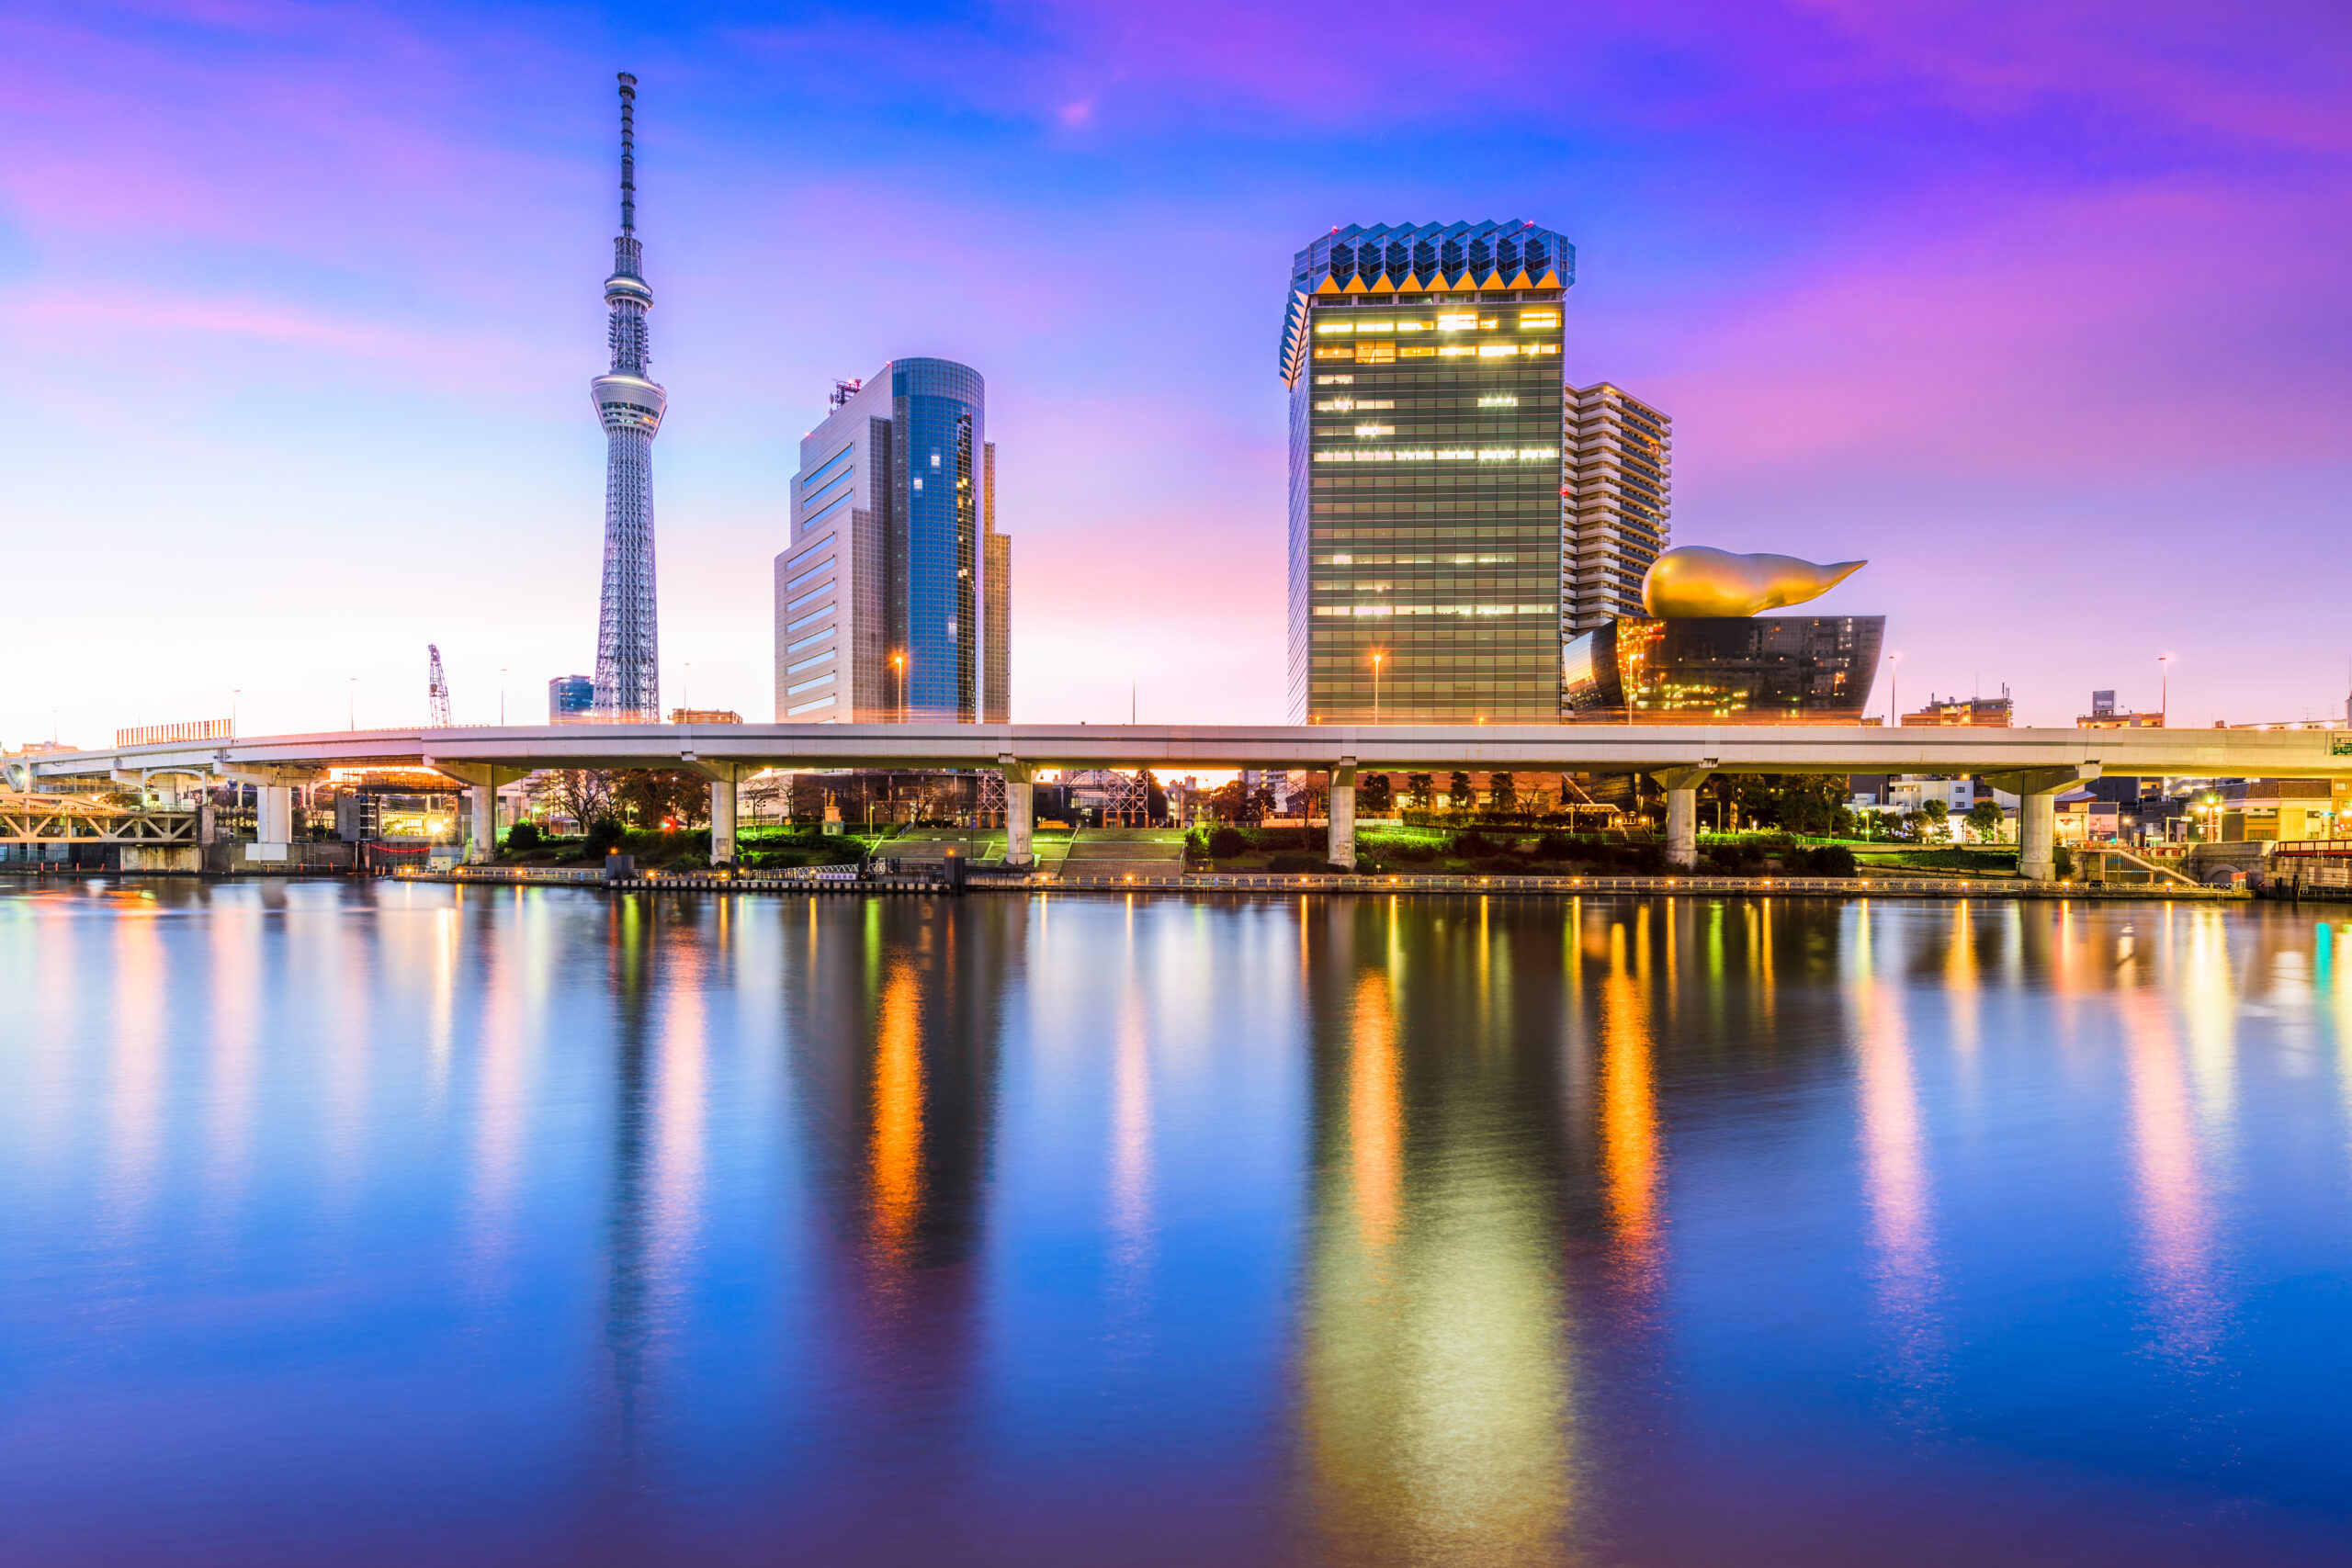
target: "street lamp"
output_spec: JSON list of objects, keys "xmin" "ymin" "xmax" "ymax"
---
[
  {"xmin": 348, "ymin": 677, "xmax": 356, "ymax": 731},
  {"xmin": 1886, "ymin": 651, "xmax": 1904, "ymax": 727},
  {"xmin": 2158, "ymin": 653, "xmax": 2173, "ymax": 726},
  {"xmin": 1371, "ymin": 650, "xmax": 1385, "ymax": 725},
  {"xmin": 890, "ymin": 651, "xmax": 907, "ymax": 723}
]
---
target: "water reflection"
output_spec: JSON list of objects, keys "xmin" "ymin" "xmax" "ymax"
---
[
  {"xmin": 1300, "ymin": 900, "xmax": 1573, "ymax": 1566},
  {"xmin": 1600, "ymin": 916, "xmax": 1662, "ymax": 1283},
  {"xmin": 4, "ymin": 884, "xmax": 2352, "ymax": 1564},
  {"xmin": 1847, "ymin": 907, "xmax": 1944, "ymax": 1407}
]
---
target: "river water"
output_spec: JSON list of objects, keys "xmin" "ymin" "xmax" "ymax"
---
[{"xmin": 2, "ymin": 880, "xmax": 2348, "ymax": 1565}]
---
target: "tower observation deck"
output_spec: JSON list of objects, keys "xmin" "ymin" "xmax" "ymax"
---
[{"xmin": 592, "ymin": 72, "xmax": 665, "ymax": 721}]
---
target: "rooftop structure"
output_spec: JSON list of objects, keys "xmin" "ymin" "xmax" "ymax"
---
[
  {"xmin": 592, "ymin": 72, "xmax": 666, "ymax": 722},
  {"xmin": 1905, "ymin": 690, "xmax": 2014, "ymax": 728},
  {"xmin": 2077, "ymin": 690, "xmax": 2162, "ymax": 728}
]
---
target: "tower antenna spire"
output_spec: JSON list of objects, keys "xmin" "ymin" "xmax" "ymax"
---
[{"xmin": 617, "ymin": 71, "xmax": 637, "ymax": 236}]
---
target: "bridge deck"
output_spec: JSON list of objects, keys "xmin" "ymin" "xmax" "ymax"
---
[{"xmin": 17, "ymin": 721, "xmax": 2352, "ymax": 784}]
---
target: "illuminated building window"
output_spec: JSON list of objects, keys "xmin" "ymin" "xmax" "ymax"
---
[
  {"xmin": 1355, "ymin": 341, "xmax": 1396, "ymax": 364},
  {"xmin": 1519, "ymin": 311, "xmax": 1561, "ymax": 328},
  {"xmin": 1354, "ymin": 424, "xmax": 1394, "ymax": 437},
  {"xmin": 1477, "ymin": 343, "xmax": 1521, "ymax": 357},
  {"xmin": 1398, "ymin": 345, "xmax": 1436, "ymax": 356},
  {"xmin": 1437, "ymin": 312, "xmax": 1478, "ymax": 330},
  {"xmin": 1478, "ymin": 395, "xmax": 1519, "ymax": 407},
  {"xmin": 1316, "ymin": 374, "xmax": 1355, "ymax": 385}
]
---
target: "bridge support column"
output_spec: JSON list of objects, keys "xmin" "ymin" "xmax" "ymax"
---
[
  {"xmin": 708, "ymin": 774, "xmax": 737, "ymax": 866},
  {"xmin": 1000, "ymin": 759, "xmax": 1035, "ymax": 869},
  {"xmin": 1651, "ymin": 766, "xmax": 1715, "ymax": 870},
  {"xmin": 466, "ymin": 784, "xmax": 495, "ymax": 863},
  {"xmin": 1985, "ymin": 764, "xmax": 2101, "ymax": 884},
  {"xmin": 1329, "ymin": 761, "xmax": 1357, "ymax": 870},
  {"xmin": 258, "ymin": 784, "xmax": 294, "ymax": 850}
]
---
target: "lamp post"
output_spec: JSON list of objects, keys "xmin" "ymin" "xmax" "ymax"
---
[
  {"xmin": 348, "ymin": 677, "xmax": 356, "ymax": 731},
  {"xmin": 1886, "ymin": 651, "xmax": 1903, "ymax": 727},
  {"xmin": 890, "ymin": 651, "xmax": 907, "ymax": 723},
  {"xmin": 1371, "ymin": 650, "xmax": 1385, "ymax": 725},
  {"xmin": 2158, "ymin": 653, "xmax": 2172, "ymax": 726}
]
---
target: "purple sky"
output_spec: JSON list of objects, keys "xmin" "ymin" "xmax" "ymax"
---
[{"xmin": 6, "ymin": 1, "xmax": 2349, "ymax": 744}]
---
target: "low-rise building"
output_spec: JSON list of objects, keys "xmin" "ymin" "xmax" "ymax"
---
[{"xmin": 1903, "ymin": 691, "xmax": 2012, "ymax": 728}]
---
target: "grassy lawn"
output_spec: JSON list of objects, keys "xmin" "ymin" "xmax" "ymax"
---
[{"xmin": 1852, "ymin": 845, "xmax": 2021, "ymax": 876}]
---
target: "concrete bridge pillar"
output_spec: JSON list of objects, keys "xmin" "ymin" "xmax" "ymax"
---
[
  {"xmin": 258, "ymin": 784, "xmax": 294, "ymax": 849},
  {"xmin": 2018, "ymin": 791, "xmax": 2057, "ymax": 882},
  {"xmin": 1000, "ymin": 759, "xmax": 1035, "ymax": 868},
  {"xmin": 1328, "ymin": 761, "xmax": 1357, "ymax": 870},
  {"xmin": 1651, "ymin": 766, "xmax": 1716, "ymax": 870},
  {"xmin": 1985, "ymin": 764, "xmax": 2100, "ymax": 884},
  {"xmin": 466, "ymin": 784, "xmax": 495, "ymax": 863},
  {"xmin": 708, "ymin": 774, "xmax": 737, "ymax": 866}
]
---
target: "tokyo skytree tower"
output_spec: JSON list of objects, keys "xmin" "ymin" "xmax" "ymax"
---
[{"xmin": 592, "ymin": 72, "xmax": 665, "ymax": 721}]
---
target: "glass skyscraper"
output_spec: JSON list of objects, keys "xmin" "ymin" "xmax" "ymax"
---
[
  {"xmin": 1283, "ymin": 221, "xmax": 1574, "ymax": 724},
  {"xmin": 773, "ymin": 358, "xmax": 1007, "ymax": 722}
]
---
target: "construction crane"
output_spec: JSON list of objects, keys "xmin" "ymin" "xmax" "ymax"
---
[{"xmin": 427, "ymin": 645, "xmax": 452, "ymax": 728}]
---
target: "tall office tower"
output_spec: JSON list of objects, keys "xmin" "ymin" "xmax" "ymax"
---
[
  {"xmin": 591, "ymin": 73, "xmax": 665, "ymax": 721},
  {"xmin": 1564, "ymin": 384, "xmax": 1672, "ymax": 633},
  {"xmin": 982, "ymin": 442, "xmax": 1011, "ymax": 723},
  {"xmin": 1281, "ymin": 221, "xmax": 1574, "ymax": 724},
  {"xmin": 773, "ymin": 360, "xmax": 1001, "ymax": 722}
]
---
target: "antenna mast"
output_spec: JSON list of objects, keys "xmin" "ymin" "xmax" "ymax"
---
[
  {"xmin": 427, "ymin": 645, "xmax": 452, "ymax": 728},
  {"xmin": 617, "ymin": 71, "xmax": 637, "ymax": 235}
]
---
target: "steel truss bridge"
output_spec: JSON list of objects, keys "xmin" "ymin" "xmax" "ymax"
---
[
  {"xmin": 14, "ymin": 720, "xmax": 2350, "ymax": 881},
  {"xmin": 0, "ymin": 792, "xmax": 196, "ymax": 845}
]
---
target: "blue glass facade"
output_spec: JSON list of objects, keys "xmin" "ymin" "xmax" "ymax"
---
[
  {"xmin": 890, "ymin": 359, "xmax": 984, "ymax": 720},
  {"xmin": 547, "ymin": 674, "xmax": 594, "ymax": 722}
]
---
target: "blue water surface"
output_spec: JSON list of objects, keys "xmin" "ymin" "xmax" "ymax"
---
[{"xmin": 1, "ymin": 880, "xmax": 2347, "ymax": 1564}]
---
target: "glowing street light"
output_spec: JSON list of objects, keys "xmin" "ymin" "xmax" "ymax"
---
[
  {"xmin": 2158, "ymin": 653, "xmax": 2173, "ymax": 726},
  {"xmin": 1371, "ymin": 650, "xmax": 1385, "ymax": 725},
  {"xmin": 890, "ymin": 651, "xmax": 907, "ymax": 723}
]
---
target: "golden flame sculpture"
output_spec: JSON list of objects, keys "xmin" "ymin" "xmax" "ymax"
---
[{"xmin": 1641, "ymin": 547, "xmax": 1866, "ymax": 618}]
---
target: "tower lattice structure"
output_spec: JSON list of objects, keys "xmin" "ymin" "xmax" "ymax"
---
[{"xmin": 592, "ymin": 72, "xmax": 665, "ymax": 721}]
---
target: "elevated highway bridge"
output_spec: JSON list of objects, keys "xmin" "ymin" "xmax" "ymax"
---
[{"xmin": 15, "ymin": 720, "xmax": 2348, "ymax": 882}]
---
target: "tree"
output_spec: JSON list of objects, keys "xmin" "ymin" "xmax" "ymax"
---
[
  {"xmin": 615, "ymin": 769, "xmax": 709, "ymax": 829},
  {"xmin": 1205, "ymin": 779, "xmax": 1249, "ymax": 822},
  {"xmin": 1966, "ymin": 800, "xmax": 2005, "ymax": 841},
  {"xmin": 1362, "ymin": 773, "xmax": 1394, "ymax": 813},
  {"xmin": 548, "ymin": 769, "xmax": 614, "ymax": 830},
  {"xmin": 1922, "ymin": 797, "xmax": 1951, "ymax": 842},
  {"xmin": 1447, "ymin": 771, "xmax": 1473, "ymax": 813},
  {"xmin": 1490, "ymin": 772, "xmax": 1517, "ymax": 814},
  {"xmin": 1404, "ymin": 773, "xmax": 1433, "ymax": 810},
  {"xmin": 1251, "ymin": 784, "xmax": 1275, "ymax": 823}
]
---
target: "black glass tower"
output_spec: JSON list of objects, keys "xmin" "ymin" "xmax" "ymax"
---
[{"xmin": 1560, "ymin": 615, "xmax": 1885, "ymax": 723}]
